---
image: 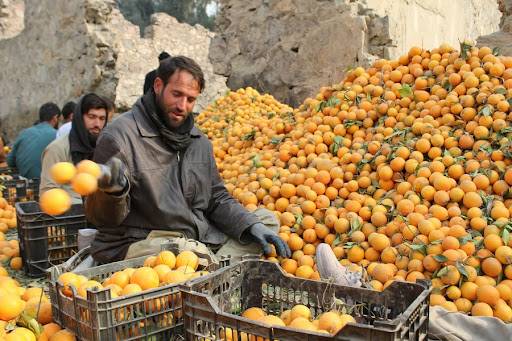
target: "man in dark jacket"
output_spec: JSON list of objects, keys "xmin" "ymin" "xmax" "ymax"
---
[
  {"xmin": 86, "ymin": 56, "xmax": 290, "ymax": 263},
  {"xmin": 143, "ymin": 51, "xmax": 171, "ymax": 94}
]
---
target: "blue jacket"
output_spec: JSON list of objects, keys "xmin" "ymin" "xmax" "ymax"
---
[{"xmin": 7, "ymin": 122, "xmax": 56, "ymax": 179}]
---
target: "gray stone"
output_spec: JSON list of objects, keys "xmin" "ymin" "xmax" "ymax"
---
[
  {"xmin": 0, "ymin": 0, "xmax": 23, "ymax": 39},
  {"xmin": 0, "ymin": 0, "xmax": 226, "ymax": 140},
  {"xmin": 477, "ymin": 0, "xmax": 512, "ymax": 54},
  {"xmin": 213, "ymin": 0, "xmax": 501, "ymax": 107}
]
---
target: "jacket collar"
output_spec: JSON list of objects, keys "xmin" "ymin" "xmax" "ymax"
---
[{"xmin": 133, "ymin": 98, "xmax": 201, "ymax": 138}]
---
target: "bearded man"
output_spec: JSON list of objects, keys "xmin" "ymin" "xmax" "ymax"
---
[{"xmin": 85, "ymin": 56, "xmax": 290, "ymax": 264}]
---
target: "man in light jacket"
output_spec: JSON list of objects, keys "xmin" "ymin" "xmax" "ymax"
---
[{"xmin": 40, "ymin": 93, "xmax": 109, "ymax": 203}]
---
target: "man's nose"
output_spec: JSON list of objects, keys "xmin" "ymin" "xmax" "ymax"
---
[{"xmin": 177, "ymin": 97, "xmax": 187, "ymax": 111}]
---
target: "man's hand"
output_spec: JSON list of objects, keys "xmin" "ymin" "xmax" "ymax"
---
[
  {"xmin": 249, "ymin": 223, "xmax": 291, "ymax": 258},
  {"xmin": 98, "ymin": 157, "xmax": 128, "ymax": 194}
]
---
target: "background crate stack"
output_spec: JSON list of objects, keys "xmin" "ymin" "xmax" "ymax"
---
[
  {"xmin": 0, "ymin": 167, "xmax": 40, "ymax": 204},
  {"xmin": 16, "ymin": 201, "xmax": 86, "ymax": 277},
  {"xmin": 182, "ymin": 260, "xmax": 431, "ymax": 341},
  {"xmin": 48, "ymin": 248, "xmax": 219, "ymax": 341}
]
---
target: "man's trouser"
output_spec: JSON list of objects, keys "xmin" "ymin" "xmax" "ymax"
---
[{"xmin": 124, "ymin": 208, "xmax": 279, "ymax": 263}]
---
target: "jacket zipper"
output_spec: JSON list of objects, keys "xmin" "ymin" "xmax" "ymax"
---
[{"xmin": 177, "ymin": 151, "xmax": 184, "ymax": 192}]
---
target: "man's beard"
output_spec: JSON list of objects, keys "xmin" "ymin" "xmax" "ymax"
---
[
  {"xmin": 88, "ymin": 131, "xmax": 98, "ymax": 145},
  {"xmin": 155, "ymin": 90, "xmax": 174, "ymax": 128}
]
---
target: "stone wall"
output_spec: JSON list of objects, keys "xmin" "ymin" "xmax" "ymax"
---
[
  {"xmin": 0, "ymin": 0, "xmax": 227, "ymax": 140},
  {"xmin": 113, "ymin": 13, "xmax": 227, "ymax": 112},
  {"xmin": 211, "ymin": 0, "xmax": 501, "ymax": 107},
  {"xmin": 0, "ymin": 0, "xmax": 100, "ymax": 139},
  {"xmin": 477, "ymin": 0, "xmax": 512, "ymax": 56},
  {"xmin": 363, "ymin": 0, "xmax": 500, "ymax": 59},
  {"xmin": 0, "ymin": 0, "xmax": 24, "ymax": 40}
]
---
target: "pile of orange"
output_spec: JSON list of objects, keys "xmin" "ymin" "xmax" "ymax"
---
[
  {"xmin": 0, "ymin": 266, "xmax": 75, "ymax": 340},
  {"xmin": 221, "ymin": 305, "xmax": 355, "ymax": 339},
  {"xmin": 0, "ymin": 197, "xmax": 22, "ymax": 271},
  {"xmin": 198, "ymin": 42, "xmax": 512, "ymax": 321},
  {"xmin": 58, "ymin": 250, "xmax": 207, "ymax": 300},
  {"xmin": 0, "ymin": 196, "xmax": 16, "ymax": 231}
]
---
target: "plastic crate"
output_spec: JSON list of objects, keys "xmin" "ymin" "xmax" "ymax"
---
[
  {"xmin": 182, "ymin": 260, "xmax": 431, "ymax": 341},
  {"xmin": 0, "ymin": 176, "xmax": 39, "ymax": 204},
  {"xmin": 16, "ymin": 201, "xmax": 86, "ymax": 277},
  {"xmin": 0, "ymin": 166, "xmax": 18, "ymax": 175},
  {"xmin": 48, "ymin": 246, "xmax": 222, "ymax": 341}
]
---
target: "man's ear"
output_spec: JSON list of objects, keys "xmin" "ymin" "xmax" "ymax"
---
[{"xmin": 154, "ymin": 77, "xmax": 164, "ymax": 94}]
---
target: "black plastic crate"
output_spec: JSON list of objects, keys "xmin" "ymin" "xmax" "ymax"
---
[
  {"xmin": 182, "ymin": 260, "xmax": 431, "ymax": 341},
  {"xmin": 0, "ymin": 176, "xmax": 39, "ymax": 205},
  {"xmin": 16, "ymin": 201, "xmax": 86, "ymax": 277},
  {"xmin": 0, "ymin": 166, "xmax": 18, "ymax": 175},
  {"xmin": 49, "ymin": 246, "xmax": 221, "ymax": 341}
]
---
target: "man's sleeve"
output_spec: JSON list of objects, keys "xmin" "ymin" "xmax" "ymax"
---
[
  {"xmin": 85, "ymin": 132, "xmax": 131, "ymax": 228},
  {"xmin": 39, "ymin": 144, "xmax": 62, "ymax": 194},
  {"xmin": 206, "ymin": 143, "xmax": 259, "ymax": 241}
]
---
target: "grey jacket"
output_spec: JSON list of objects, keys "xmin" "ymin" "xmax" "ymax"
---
[{"xmin": 85, "ymin": 98, "xmax": 259, "ymax": 263}]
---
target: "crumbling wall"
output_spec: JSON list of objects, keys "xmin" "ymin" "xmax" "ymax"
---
[
  {"xmin": 211, "ymin": 0, "xmax": 501, "ymax": 106},
  {"xmin": 0, "ymin": 0, "xmax": 227, "ymax": 139},
  {"xmin": 477, "ymin": 0, "xmax": 512, "ymax": 56},
  {"xmin": 0, "ymin": 0, "xmax": 24, "ymax": 39}
]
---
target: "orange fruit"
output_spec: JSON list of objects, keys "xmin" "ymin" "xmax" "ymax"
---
[
  {"xmin": 290, "ymin": 304, "xmax": 311, "ymax": 321},
  {"xmin": 77, "ymin": 280, "xmax": 103, "ymax": 298},
  {"xmin": 143, "ymin": 256, "xmax": 156, "ymax": 267},
  {"xmin": 40, "ymin": 189, "xmax": 71, "ymax": 216},
  {"xmin": 318, "ymin": 311, "xmax": 344, "ymax": 333},
  {"xmin": 50, "ymin": 162, "xmax": 77, "ymax": 184},
  {"xmin": 76, "ymin": 160, "xmax": 101, "ymax": 178},
  {"xmin": 154, "ymin": 250, "xmax": 177, "ymax": 268},
  {"xmin": 153, "ymin": 264, "xmax": 172, "ymax": 282},
  {"xmin": 71, "ymin": 173, "xmax": 98, "ymax": 196},
  {"xmin": 43, "ymin": 323, "xmax": 62, "ymax": 339},
  {"xmin": 24, "ymin": 298, "xmax": 53, "ymax": 324},
  {"xmin": 9, "ymin": 256, "xmax": 22, "ymax": 270},
  {"xmin": 163, "ymin": 270, "xmax": 188, "ymax": 284},
  {"xmin": 0, "ymin": 293, "xmax": 25, "ymax": 320},
  {"xmin": 175, "ymin": 251, "xmax": 199, "ymax": 271},
  {"xmin": 58, "ymin": 272, "xmax": 80, "ymax": 297},
  {"xmin": 120, "ymin": 283, "xmax": 142, "ymax": 296},
  {"xmin": 476, "ymin": 284, "xmax": 500, "ymax": 306},
  {"xmin": 242, "ymin": 307, "xmax": 266, "ymax": 320},
  {"xmin": 471, "ymin": 302, "xmax": 493, "ymax": 317},
  {"xmin": 130, "ymin": 267, "xmax": 159, "ymax": 290},
  {"xmin": 481, "ymin": 257, "xmax": 502, "ymax": 278},
  {"xmin": 22, "ymin": 287, "xmax": 45, "ymax": 302},
  {"xmin": 6, "ymin": 327, "xmax": 36, "ymax": 341},
  {"xmin": 48, "ymin": 329, "xmax": 76, "ymax": 341},
  {"xmin": 288, "ymin": 317, "xmax": 317, "ymax": 331},
  {"xmin": 257, "ymin": 314, "xmax": 286, "ymax": 326},
  {"xmin": 295, "ymin": 265, "xmax": 314, "ymax": 279},
  {"xmin": 110, "ymin": 271, "xmax": 130, "ymax": 288}
]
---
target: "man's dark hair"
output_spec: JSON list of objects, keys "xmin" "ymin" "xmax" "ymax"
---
[
  {"xmin": 103, "ymin": 96, "xmax": 115, "ymax": 113},
  {"xmin": 61, "ymin": 101, "xmax": 76, "ymax": 120},
  {"xmin": 158, "ymin": 51, "xmax": 171, "ymax": 61},
  {"xmin": 156, "ymin": 56, "xmax": 205, "ymax": 91},
  {"xmin": 81, "ymin": 93, "xmax": 108, "ymax": 114},
  {"xmin": 39, "ymin": 102, "xmax": 61, "ymax": 122}
]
